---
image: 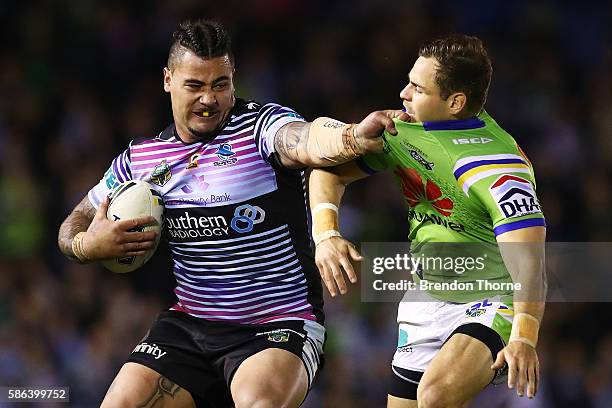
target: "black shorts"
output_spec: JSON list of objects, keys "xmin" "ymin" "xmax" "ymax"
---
[{"xmin": 127, "ymin": 310, "xmax": 325, "ymax": 408}]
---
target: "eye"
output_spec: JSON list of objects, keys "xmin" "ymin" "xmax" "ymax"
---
[
  {"xmin": 212, "ymin": 82, "xmax": 229, "ymax": 91},
  {"xmin": 185, "ymin": 84, "xmax": 200, "ymax": 90}
]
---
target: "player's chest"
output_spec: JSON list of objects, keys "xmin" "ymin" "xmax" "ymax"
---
[{"xmin": 131, "ymin": 136, "xmax": 277, "ymax": 209}]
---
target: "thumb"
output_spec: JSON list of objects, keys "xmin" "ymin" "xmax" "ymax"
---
[
  {"xmin": 384, "ymin": 117, "xmax": 398, "ymax": 136},
  {"xmin": 491, "ymin": 350, "xmax": 506, "ymax": 370},
  {"xmin": 348, "ymin": 244, "xmax": 363, "ymax": 261},
  {"xmin": 95, "ymin": 196, "xmax": 110, "ymax": 220}
]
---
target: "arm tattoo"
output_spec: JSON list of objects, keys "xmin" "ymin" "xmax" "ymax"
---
[
  {"xmin": 58, "ymin": 196, "xmax": 96, "ymax": 262},
  {"xmin": 137, "ymin": 376, "xmax": 182, "ymax": 408},
  {"xmin": 274, "ymin": 122, "xmax": 310, "ymax": 168}
]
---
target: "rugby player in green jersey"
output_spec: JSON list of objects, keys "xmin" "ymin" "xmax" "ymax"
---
[{"xmin": 309, "ymin": 35, "xmax": 546, "ymax": 407}]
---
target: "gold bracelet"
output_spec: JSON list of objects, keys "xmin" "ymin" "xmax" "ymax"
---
[{"xmin": 71, "ymin": 232, "xmax": 90, "ymax": 263}]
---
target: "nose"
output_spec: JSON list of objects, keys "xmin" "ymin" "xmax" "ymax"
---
[
  {"xmin": 199, "ymin": 90, "xmax": 217, "ymax": 106},
  {"xmin": 399, "ymin": 84, "xmax": 413, "ymax": 101}
]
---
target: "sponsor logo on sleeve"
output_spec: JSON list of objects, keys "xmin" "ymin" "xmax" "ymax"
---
[
  {"xmin": 104, "ymin": 169, "xmax": 120, "ymax": 190},
  {"xmin": 489, "ymin": 175, "xmax": 541, "ymax": 218}
]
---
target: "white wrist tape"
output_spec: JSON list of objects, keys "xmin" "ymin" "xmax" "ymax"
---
[
  {"xmin": 312, "ymin": 203, "xmax": 339, "ymax": 215},
  {"xmin": 509, "ymin": 313, "xmax": 540, "ymax": 348},
  {"xmin": 308, "ymin": 117, "xmax": 360, "ymax": 164},
  {"xmin": 314, "ymin": 230, "xmax": 342, "ymax": 246},
  {"xmin": 312, "ymin": 202, "xmax": 339, "ymax": 235}
]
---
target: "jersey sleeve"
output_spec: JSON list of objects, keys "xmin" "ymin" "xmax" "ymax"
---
[
  {"xmin": 254, "ymin": 103, "xmax": 305, "ymax": 163},
  {"xmin": 453, "ymin": 147, "xmax": 545, "ymax": 236},
  {"xmin": 87, "ymin": 144, "xmax": 132, "ymax": 209}
]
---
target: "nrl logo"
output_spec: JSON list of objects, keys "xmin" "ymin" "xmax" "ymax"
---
[
  {"xmin": 268, "ymin": 330, "xmax": 290, "ymax": 343},
  {"xmin": 151, "ymin": 160, "xmax": 172, "ymax": 187},
  {"xmin": 256, "ymin": 329, "xmax": 291, "ymax": 343}
]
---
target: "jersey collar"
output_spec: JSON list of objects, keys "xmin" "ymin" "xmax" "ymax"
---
[{"xmin": 422, "ymin": 117, "xmax": 485, "ymax": 131}]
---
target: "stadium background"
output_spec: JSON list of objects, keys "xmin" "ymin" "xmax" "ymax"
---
[{"xmin": 1, "ymin": 0, "xmax": 610, "ymax": 406}]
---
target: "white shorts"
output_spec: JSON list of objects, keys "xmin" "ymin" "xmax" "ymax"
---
[{"xmin": 390, "ymin": 294, "xmax": 513, "ymax": 398}]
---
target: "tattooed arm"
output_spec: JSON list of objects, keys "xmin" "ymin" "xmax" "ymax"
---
[
  {"xmin": 58, "ymin": 196, "xmax": 96, "ymax": 262},
  {"xmin": 58, "ymin": 195, "xmax": 157, "ymax": 263},
  {"xmin": 273, "ymin": 110, "xmax": 411, "ymax": 169}
]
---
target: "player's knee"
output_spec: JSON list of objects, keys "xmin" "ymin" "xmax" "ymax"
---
[
  {"xmin": 233, "ymin": 388, "xmax": 294, "ymax": 408},
  {"xmin": 417, "ymin": 382, "xmax": 461, "ymax": 408}
]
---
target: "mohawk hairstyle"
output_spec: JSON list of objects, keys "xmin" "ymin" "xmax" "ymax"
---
[{"xmin": 167, "ymin": 19, "xmax": 233, "ymax": 69}]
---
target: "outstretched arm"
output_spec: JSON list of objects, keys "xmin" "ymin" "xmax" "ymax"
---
[
  {"xmin": 275, "ymin": 110, "xmax": 410, "ymax": 169},
  {"xmin": 309, "ymin": 161, "xmax": 370, "ymax": 296},
  {"xmin": 492, "ymin": 226, "xmax": 546, "ymax": 399}
]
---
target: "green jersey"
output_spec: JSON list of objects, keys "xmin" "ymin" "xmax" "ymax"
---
[{"xmin": 358, "ymin": 111, "xmax": 545, "ymax": 302}]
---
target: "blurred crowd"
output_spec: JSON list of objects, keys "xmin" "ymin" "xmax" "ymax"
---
[{"xmin": 1, "ymin": 0, "xmax": 611, "ymax": 407}]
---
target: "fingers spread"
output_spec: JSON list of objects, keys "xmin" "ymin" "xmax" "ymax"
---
[
  {"xmin": 339, "ymin": 256, "xmax": 357, "ymax": 284},
  {"xmin": 491, "ymin": 350, "xmax": 506, "ymax": 370},
  {"xmin": 516, "ymin": 362, "xmax": 526, "ymax": 397},
  {"xmin": 526, "ymin": 365, "xmax": 535, "ymax": 398},
  {"xmin": 507, "ymin": 358, "xmax": 516, "ymax": 389},
  {"xmin": 320, "ymin": 264, "xmax": 337, "ymax": 297},
  {"xmin": 348, "ymin": 244, "xmax": 363, "ymax": 262},
  {"xmin": 329, "ymin": 261, "xmax": 347, "ymax": 295}
]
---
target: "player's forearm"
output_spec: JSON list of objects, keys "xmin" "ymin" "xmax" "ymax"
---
[
  {"xmin": 275, "ymin": 119, "xmax": 362, "ymax": 168},
  {"xmin": 513, "ymin": 302, "xmax": 545, "ymax": 324},
  {"xmin": 510, "ymin": 252, "xmax": 546, "ymax": 323},
  {"xmin": 310, "ymin": 168, "xmax": 347, "ymax": 207},
  {"xmin": 497, "ymin": 226, "xmax": 547, "ymax": 346},
  {"xmin": 58, "ymin": 197, "xmax": 96, "ymax": 263},
  {"xmin": 309, "ymin": 168, "xmax": 347, "ymax": 244}
]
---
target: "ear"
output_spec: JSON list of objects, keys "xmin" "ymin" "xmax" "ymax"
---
[
  {"xmin": 163, "ymin": 67, "xmax": 172, "ymax": 93},
  {"xmin": 447, "ymin": 92, "xmax": 467, "ymax": 116}
]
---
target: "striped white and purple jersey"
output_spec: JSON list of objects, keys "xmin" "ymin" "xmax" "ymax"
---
[{"xmin": 88, "ymin": 99, "xmax": 324, "ymax": 325}]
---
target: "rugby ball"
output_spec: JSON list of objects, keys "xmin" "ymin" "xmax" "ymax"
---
[{"xmin": 101, "ymin": 180, "xmax": 164, "ymax": 273}]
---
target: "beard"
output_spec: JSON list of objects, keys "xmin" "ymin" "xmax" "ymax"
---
[{"xmin": 186, "ymin": 125, "xmax": 218, "ymax": 143}]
